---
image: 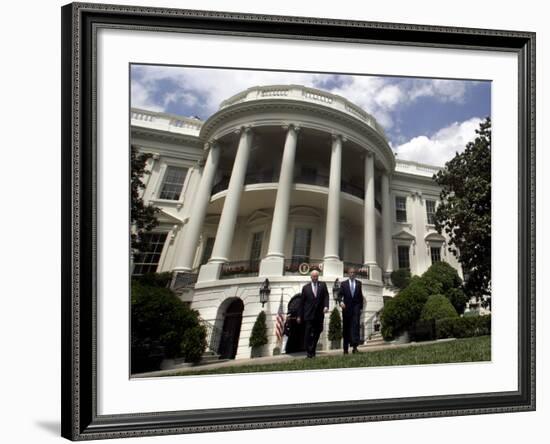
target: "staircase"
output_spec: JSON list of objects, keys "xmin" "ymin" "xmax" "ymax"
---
[{"xmin": 364, "ymin": 332, "xmax": 387, "ymax": 347}]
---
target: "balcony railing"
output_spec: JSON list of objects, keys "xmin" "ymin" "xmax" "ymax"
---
[
  {"xmin": 343, "ymin": 262, "xmax": 370, "ymax": 280},
  {"xmin": 284, "ymin": 257, "xmax": 324, "ymax": 276},
  {"xmin": 220, "ymin": 260, "xmax": 261, "ymax": 279},
  {"xmin": 212, "ymin": 171, "xmax": 277, "ymax": 195},
  {"xmin": 295, "ymin": 173, "xmax": 330, "ymax": 188},
  {"xmin": 171, "ymin": 270, "xmax": 199, "ymax": 290}
]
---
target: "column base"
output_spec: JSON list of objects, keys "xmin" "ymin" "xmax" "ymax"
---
[
  {"xmin": 197, "ymin": 262, "xmax": 223, "ymax": 283},
  {"xmin": 322, "ymin": 258, "xmax": 343, "ymax": 278},
  {"xmin": 365, "ymin": 263, "xmax": 382, "ymax": 282},
  {"xmin": 259, "ymin": 256, "xmax": 285, "ymax": 277}
]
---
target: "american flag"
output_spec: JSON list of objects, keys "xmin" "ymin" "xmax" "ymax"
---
[{"xmin": 275, "ymin": 296, "xmax": 286, "ymax": 341}]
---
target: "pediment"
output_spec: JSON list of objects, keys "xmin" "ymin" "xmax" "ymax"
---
[
  {"xmin": 158, "ymin": 209, "xmax": 185, "ymax": 225},
  {"xmin": 425, "ymin": 232, "xmax": 446, "ymax": 243},
  {"xmin": 289, "ymin": 206, "xmax": 322, "ymax": 218},
  {"xmin": 392, "ymin": 230, "xmax": 416, "ymax": 241},
  {"xmin": 247, "ymin": 209, "xmax": 272, "ymax": 225}
]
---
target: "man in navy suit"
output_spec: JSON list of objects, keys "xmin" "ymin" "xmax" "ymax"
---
[
  {"xmin": 297, "ymin": 270, "xmax": 329, "ymax": 358},
  {"xmin": 338, "ymin": 267, "xmax": 364, "ymax": 354}
]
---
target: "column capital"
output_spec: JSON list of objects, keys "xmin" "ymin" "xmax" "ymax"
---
[
  {"xmin": 331, "ymin": 132, "xmax": 347, "ymax": 143},
  {"xmin": 282, "ymin": 123, "xmax": 301, "ymax": 132},
  {"xmin": 203, "ymin": 139, "xmax": 219, "ymax": 151},
  {"xmin": 234, "ymin": 125, "xmax": 253, "ymax": 135}
]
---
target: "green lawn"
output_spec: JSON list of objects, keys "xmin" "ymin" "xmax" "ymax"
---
[{"xmin": 167, "ymin": 335, "xmax": 491, "ymax": 377}]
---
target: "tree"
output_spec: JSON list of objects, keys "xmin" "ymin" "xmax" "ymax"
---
[
  {"xmin": 433, "ymin": 117, "xmax": 491, "ymax": 308},
  {"xmin": 249, "ymin": 311, "xmax": 268, "ymax": 348},
  {"xmin": 131, "ymin": 145, "xmax": 160, "ymax": 257},
  {"xmin": 328, "ymin": 307, "xmax": 343, "ymax": 342},
  {"xmin": 131, "ymin": 278, "xmax": 205, "ymax": 372}
]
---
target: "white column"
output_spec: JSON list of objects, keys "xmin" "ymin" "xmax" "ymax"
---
[
  {"xmin": 260, "ymin": 124, "xmax": 299, "ymax": 276},
  {"xmin": 381, "ymin": 171, "xmax": 394, "ymax": 279},
  {"xmin": 323, "ymin": 134, "xmax": 344, "ymax": 277},
  {"xmin": 363, "ymin": 152, "xmax": 382, "ymax": 281},
  {"xmin": 173, "ymin": 143, "xmax": 220, "ymax": 272},
  {"xmin": 198, "ymin": 127, "xmax": 253, "ymax": 282}
]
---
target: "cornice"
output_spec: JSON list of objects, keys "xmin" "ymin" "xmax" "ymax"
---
[{"xmin": 200, "ymin": 99, "xmax": 395, "ymax": 172}]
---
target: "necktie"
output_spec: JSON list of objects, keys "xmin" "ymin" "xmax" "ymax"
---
[
  {"xmin": 313, "ymin": 283, "xmax": 317, "ymax": 297},
  {"xmin": 351, "ymin": 279, "xmax": 355, "ymax": 297}
]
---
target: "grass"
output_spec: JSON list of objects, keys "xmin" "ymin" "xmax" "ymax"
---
[{"xmin": 166, "ymin": 335, "xmax": 491, "ymax": 376}]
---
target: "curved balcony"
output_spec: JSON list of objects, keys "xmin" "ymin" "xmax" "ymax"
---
[{"xmin": 211, "ymin": 173, "xmax": 382, "ymax": 209}]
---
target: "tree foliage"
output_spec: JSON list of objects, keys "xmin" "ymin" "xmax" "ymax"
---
[
  {"xmin": 433, "ymin": 117, "xmax": 491, "ymax": 307},
  {"xmin": 328, "ymin": 307, "xmax": 343, "ymax": 342},
  {"xmin": 420, "ymin": 294, "xmax": 459, "ymax": 322},
  {"xmin": 249, "ymin": 311, "xmax": 268, "ymax": 348},
  {"xmin": 131, "ymin": 279, "xmax": 205, "ymax": 370},
  {"xmin": 131, "ymin": 145, "xmax": 160, "ymax": 257}
]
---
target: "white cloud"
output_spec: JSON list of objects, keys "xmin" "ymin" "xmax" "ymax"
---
[
  {"xmin": 130, "ymin": 66, "xmax": 476, "ymax": 139},
  {"xmin": 408, "ymin": 79, "xmax": 467, "ymax": 103},
  {"xmin": 394, "ymin": 117, "xmax": 482, "ymax": 166}
]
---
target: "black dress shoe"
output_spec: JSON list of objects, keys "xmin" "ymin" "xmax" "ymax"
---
[
  {"xmin": 343, "ymin": 349, "xmax": 349, "ymax": 355},
  {"xmin": 352, "ymin": 347, "xmax": 358, "ymax": 354}
]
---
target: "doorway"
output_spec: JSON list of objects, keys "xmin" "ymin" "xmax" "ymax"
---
[{"xmin": 217, "ymin": 298, "xmax": 244, "ymax": 359}]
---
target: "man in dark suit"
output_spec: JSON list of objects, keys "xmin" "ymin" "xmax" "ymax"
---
[
  {"xmin": 338, "ymin": 267, "xmax": 364, "ymax": 354},
  {"xmin": 297, "ymin": 270, "xmax": 329, "ymax": 358}
]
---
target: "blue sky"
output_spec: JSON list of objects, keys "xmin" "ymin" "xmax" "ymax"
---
[{"xmin": 131, "ymin": 65, "xmax": 490, "ymax": 166}]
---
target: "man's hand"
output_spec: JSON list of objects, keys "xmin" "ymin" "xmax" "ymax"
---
[
  {"xmin": 324, "ymin": 307, "xmax": 329, "ymax": 314},
  {"xmin": 340, "ymin": 302, "xmax": 346, "ymax": 310},
  {"xmin": 296, "ymin": 317, "xmax": 301, "ymax": 324}
]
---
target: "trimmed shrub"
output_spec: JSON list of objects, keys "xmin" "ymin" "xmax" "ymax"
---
[
  {"xmin": 131, "ymin": 280, "xmax": 202, "ymax": 372},
  {"xmin": 410, "ymin": 319, "xmax": 437, "ymax": 342},
  {"xmin": 391, "ymin": 268, "xmax": 411, "ymax": 290},
  {"xmin": 422, "ymin": 261, "xmax": 462, "ymax": 295},
  {"xmin": 436, "ymin": 315, "xmax": 491, "ymax": 339},
  {"xmin": 446, "ymin": 287, "xmax": 469, "ymax": 315},
  {"xmin": 249, "ymin": 311, "xmax": 268, "ymax": 348},
  {"xmin": 328, "ymin": 307, "xmax": 343, "ymax": 342},
  {"xmin": 380, "ymin": 276, "xmax": 430, "ymax": 340},
  {"xmin": 420, "ymin": 294, "xmax": 459, "ymax": 322},
  {"xmin": 180, "ymin": 325, "xmax": 207, "ymax": 363}
]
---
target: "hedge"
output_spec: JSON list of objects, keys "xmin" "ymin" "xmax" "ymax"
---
[
  {"xmin": 380, "ymin": 276, "xmax": 430, "ymax": 339},
  {"xmin": 391, "ymin": 268, "xmax": 411, "ymax": 290},
  {"xmin": 131, "ymin": 279, "xmax": 205, "ymax": 372},
  {"xmin": 180, "ymin": 325, "xmax": 208, "ymax": 363},
  {"xmin": 436, "ymin": 315, "xmax": 491, "ymax": 339},
  {"xmin": 420, "ymin": 294, "xmax": 459, "ymax": 322}
]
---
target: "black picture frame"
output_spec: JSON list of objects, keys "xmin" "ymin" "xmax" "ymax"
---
[{"xmin": 61, "ymin": 2, "xmax": 536, "ymax": 440}]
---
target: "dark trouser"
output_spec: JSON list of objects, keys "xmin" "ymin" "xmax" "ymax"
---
[
  {"xmin": 304, "ymin": 318, "xmax": 323, "ymax": 356},
  {"xmin": 343, "ymin": 307, "xmax": 361, "ymax": 351}
]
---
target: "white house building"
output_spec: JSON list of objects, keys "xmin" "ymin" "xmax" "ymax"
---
[{"xmin": 130, "ymin": 84, "xmax": 462, "ymax": 360}]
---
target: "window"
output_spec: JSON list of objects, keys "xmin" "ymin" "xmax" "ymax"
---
[
  {"xmin": 430, "ymin": 246, "xmax": 442, "ymax": 263},
  {"xmin": 132, "ymin": 232, "xmax": 168, "ymax": 275},
  {"xmin": 292, "ymin": 227, "xmax": 312, "ymax": 262},
  {"xmin": 395, "ymin": 196, "xmax": 407, "ymax": 222},
  {"xmin": 159, "ymin": 165, "xmax": 187, "ymax": 200},
  {"xmin": 397, "ymin": 245, "xmax": 410, "ymax": 269},
  {"xmin": 426, "ymin": 199, "xmax": 436, "ymax": 225},
  {"xmin": 249, "ymin": 231, "xmax": 264, "ymax": 263},
  {"xmin": 200, "ymin": 237, "xmax": 215, "ymax": 265}
]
